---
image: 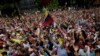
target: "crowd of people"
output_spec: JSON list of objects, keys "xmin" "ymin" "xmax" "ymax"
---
[{"xmin": 0, "ymin": 7, "xmax": 100, "ymax": 56}]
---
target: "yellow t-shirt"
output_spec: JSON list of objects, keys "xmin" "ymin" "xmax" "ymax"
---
[
  {"xmin": 0, "ymin": 49, "xmax": 5, "ymax": 54},
  {"xmin": 58, "ymin": 38, "xmax": 63, "ymax": 45},
  {"xmin": 11, "ymin": 38, "xmax": 22, "ymax": 44},
  {"xmin": 16, "ymin": 33, "xmax": 20, "ymax": 36}
]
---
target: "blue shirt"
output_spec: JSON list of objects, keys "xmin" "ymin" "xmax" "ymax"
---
[
  {"xmin": 79, "ymin": 49, "xmax": 86, "ymax": 56},
  {"xmin": 53, "ymin": 42, "xmax": 68, "ymax": 56},
  {"xmin": 90, "ymin": 51, "xmax": 95, "ymax": 56}
]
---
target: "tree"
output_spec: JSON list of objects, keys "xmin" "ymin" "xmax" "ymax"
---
[
  {"xmin": 46, "ymin": 0, "xmax": 58, "ymax": 10},
  {"xmin": 58, "ymin": 0, "xmax": 67, "ymax": 6},
  {"xmin": 34, "ymin": 0, "xmax": 58, "ymax": 10},
  {"xmin": 0, "ymin": 0, "xmax": 20, "ymax": 17},
  {"xmin": 13, "ymin": 0, "xmax": 21, "ymax": 18},
  {"xmin": 34, "ymin": 0, "xmax": 41, "ymax": 9},
  {"xmin": 70, "ymin": 0, "xmax": 76, "ymax": 6}
]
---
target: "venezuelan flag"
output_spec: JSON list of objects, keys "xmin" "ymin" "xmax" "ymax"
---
[
  {"xmin": 42, "ymin": 8, "xmax": 54, "ymax": 27},
  {"xmin": 42, "ymin": 14, "xmax": 54, "ymax": 27}
]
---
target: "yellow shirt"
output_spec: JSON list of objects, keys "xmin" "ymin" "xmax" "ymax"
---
[
  {"xmin": 58, "ymin": 38, "xmax": 63, "ymax": 45},
  {"xmin": 0, "ymin": 49, "xmax": 5, "ymax": 54},
  {"xmin": 11, "ymin": 38, "xmax": 23, "ymax": 44}
]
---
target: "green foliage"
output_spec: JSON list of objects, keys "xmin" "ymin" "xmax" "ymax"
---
[
  {"xmin": 70, "ymin": 0, "xmax": 76, "ymax": 5},
  {"xmin": 0, "ymin": 5, "xmax": 3, "ymax": 10},
  {"xmin": 46, "ymin": 0, "xmax": 58, "ymax": 10},
  {"xmin": 2, "ymin": 4, "xmax": 14, "ymax": 9},
  {"xmin": 34, "ymin": 0, "xmax": 41, "ymax": 9},
  {"xmin": 0, "ymin": 0, "xmax": 20, "ymax": 16},
  {"xmin": 34, "ymin": 0, "xmax": 58, "ymax": 10},
  {"xmin": 0, "ymin": 4, "xmax": 13, "ymax": 11}
]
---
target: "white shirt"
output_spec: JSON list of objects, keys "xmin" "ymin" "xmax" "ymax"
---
[
  {"xmin": 35, "ymin": 28, "xmax": 40, "ymax": 36},
  {"xmin": 23, "ymin": 43, "xmax": 30, "ymax": 48},
  {"xmin": 79, "ymin": 49, "xmax": 86, "ymax": 56},
  {"xmin": 53, "ymin": 22, "xmax": 57, "ymax": 28},
  {"xmin": 85, "ymin": 45, "xmax": 90, "ymax": 56},
  {"xmin": 30, "ymin": 52, "xmax": 35, "ymax": 56}
]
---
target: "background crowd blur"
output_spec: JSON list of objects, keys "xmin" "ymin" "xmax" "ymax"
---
[
  {"xmin": 0, "ymin": 7, "xmax": 100, "ymax": 56},
  {"xmin": 0, "ymin": 0, "xmax": 100, "ymax": 56}
]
